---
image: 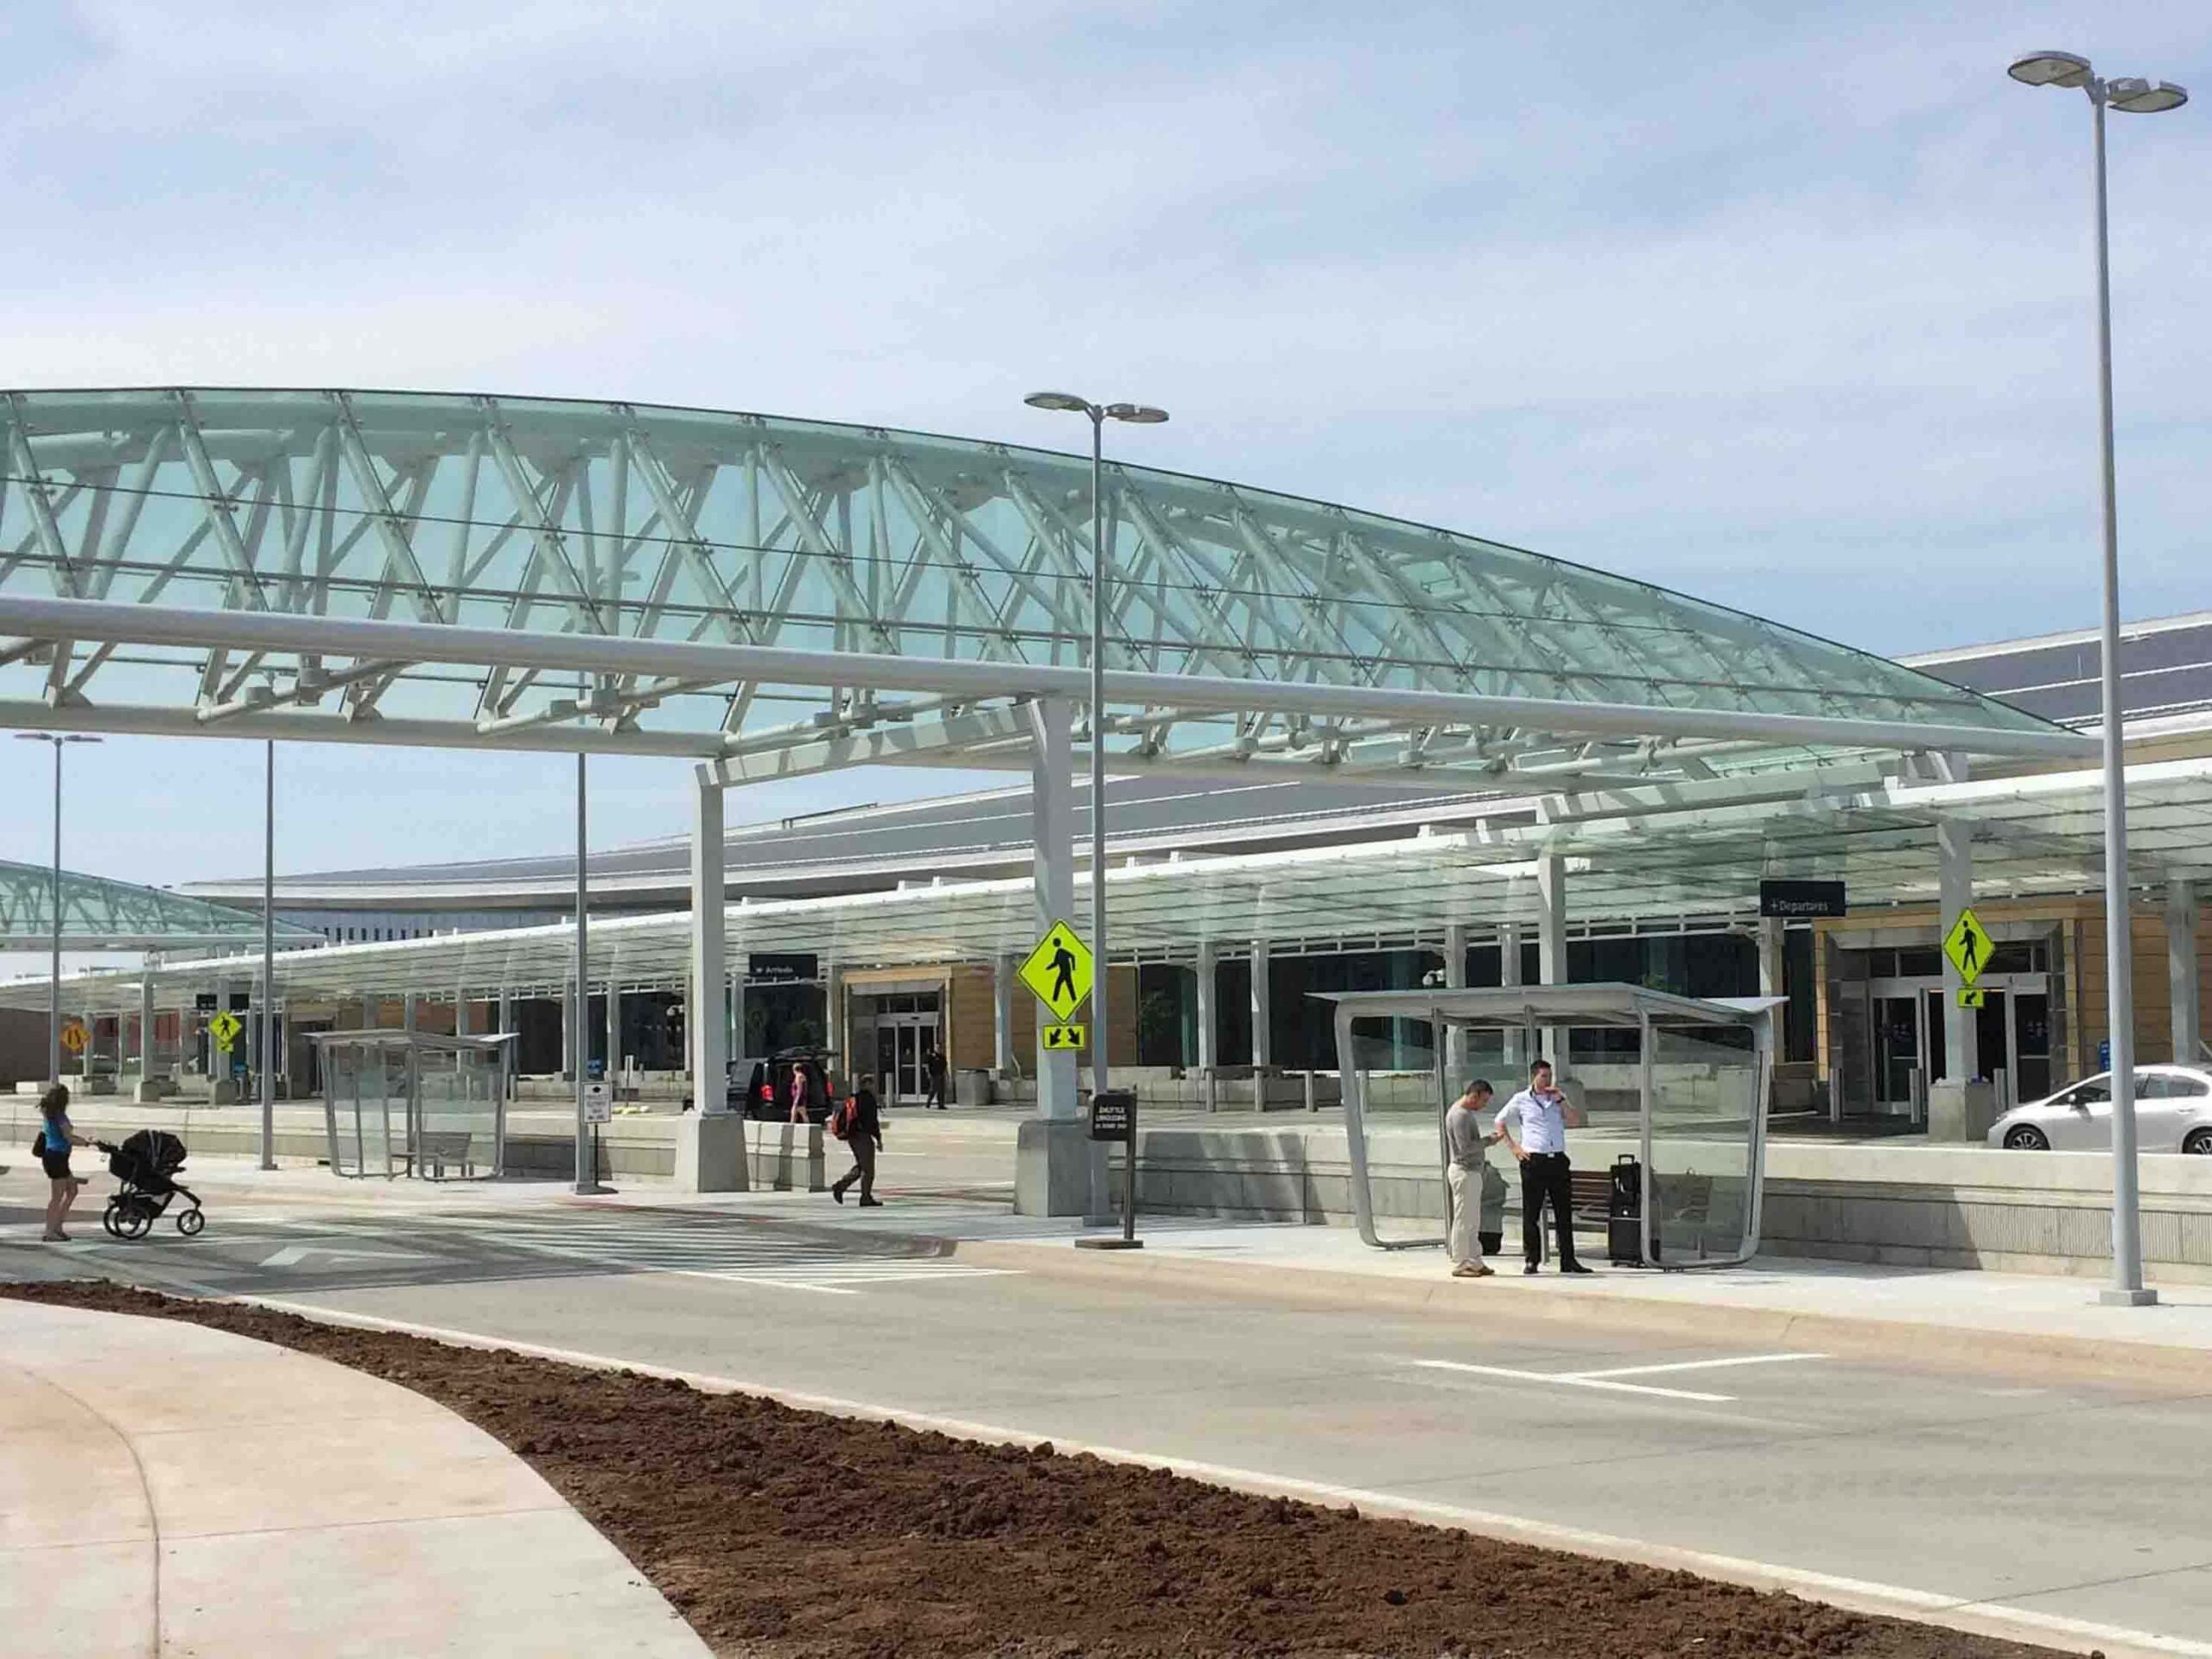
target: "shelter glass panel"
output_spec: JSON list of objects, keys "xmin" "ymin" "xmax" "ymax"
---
[{"xmin": 1644, "ymin": 1023, "xmax": 1764, "ymax": 1266}]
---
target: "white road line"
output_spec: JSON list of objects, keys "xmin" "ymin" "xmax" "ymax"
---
[
  {"xmin": 1406, "ymin": 1357, "xmax": 1735, "ymax": 1403},
  {"xmin": 154, "ymin": 1299, "xmax": 2212, "ymax": 1659},
  {"xmin": 1573, "ymin": 1351, "xmax": 1827, "ymax": 1381}
]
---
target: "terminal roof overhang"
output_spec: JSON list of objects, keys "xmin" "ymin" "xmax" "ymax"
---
[
  {"xmin": 1, "ymin": 387, "xmax": 2089, "ymax": 798},
  {"xmin": 13, "ymin": 756, "xmax": 2210, "ymax": 1015}
]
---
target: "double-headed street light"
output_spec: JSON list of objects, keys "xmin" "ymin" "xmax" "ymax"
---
[
  {"xmin": 1023, "ymin": 391, "xmax": 1167, "ymax": 1236},
  {"xmin": 14, "ymin": 732, "xmax": 103, "ymax": 1084},
  {"xmin": 2006, "ymin": 49, "xmax": 2188, "ymax": 1308}
]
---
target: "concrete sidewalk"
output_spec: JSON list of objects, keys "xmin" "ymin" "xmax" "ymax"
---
[{"xmin": 0, "ymin": 1297, "xmax": 709, "ymax": 1659}]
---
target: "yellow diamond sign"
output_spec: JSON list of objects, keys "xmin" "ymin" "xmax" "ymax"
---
[
  {"xmin": 1019, "ymin": 920, "xmax": 1093, "ymax": 1022},
  {"xmin": 60, "ymin": 1020, "xmax": 88, "ymax": 1055},
  {"xmin": 209, "ymin": 1009, "xmax": 243, "ymax": 1052},
  {"xmin": 1943, "ymin": 907, "xmax": 1993, "ymax": 988}
]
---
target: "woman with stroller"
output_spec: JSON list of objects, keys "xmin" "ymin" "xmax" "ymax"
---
[{"xmin": 36, "ymin": 1084, "xmax": 92, "ymax": 1242}]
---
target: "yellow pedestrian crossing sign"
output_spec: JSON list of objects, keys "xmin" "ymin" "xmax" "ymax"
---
[
  {"xmin": 1019, "ymin": 919, "xmax": 1093, "ymax": 1021},
  {"xmin": 1957, "ymin": 988, "xmax": 1986, "ymax": 1009},
  {"xmin": 209, "ymin": 1009, "xmax": 243, "ymax": 1052},
  {"xmin": 60, "ymin": 1020, "xmax": 88, "ymax": 1055},
  {"xmin": 1042, "ymin": 1022, "xmax": 1087, "ymax": 1051},
  {"xmin": 1944, "ymin": 907, "xmax": 1993, "ymax": 987}
]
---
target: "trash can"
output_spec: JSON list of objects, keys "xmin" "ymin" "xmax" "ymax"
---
[{"xmin": 956, "ymin": 1068, "xmax": 992, "ymax": 1108}]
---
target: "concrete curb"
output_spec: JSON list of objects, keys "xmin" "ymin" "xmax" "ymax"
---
[
  {"xmin": 934, "ymin": 1236, "xmax": 2212, "ymax": 1392},
  {"xmin": 86, "ymin": 1287, "xmax": 2204, "ymax": 1659}
]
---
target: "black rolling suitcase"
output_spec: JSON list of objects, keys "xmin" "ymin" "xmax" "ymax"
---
[{"xmin": 1607, "ymin": 1153, "xmax": 1648, "ymax": 1266}]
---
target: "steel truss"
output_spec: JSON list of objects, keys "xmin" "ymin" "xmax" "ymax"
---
[{"xmin": 0, "ymin": 389, "xmax": 2088, "ymax": 784}]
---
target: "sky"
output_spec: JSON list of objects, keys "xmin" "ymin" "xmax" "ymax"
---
[{"xmin": 0, "ymin": 1, "xmax": 2205, "ymax": 898}]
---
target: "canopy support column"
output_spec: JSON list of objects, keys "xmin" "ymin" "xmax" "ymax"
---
[
  {"xmin": 1928, "ymin": 817, "xmax": 1991, "ymax": 1142},
  {"xmin": 1443, "ymin": 924, "xmax": 1468, "ymax": 1081},
  {"xmin": 1249, "ymin": 938, "xmax": 1272, "ymax": 1071},
  {"xmin": 677, "ymin": 768, "xmax": 744, "ymax": 1190},
  {"xmin": 1537, "ymin": 855, "xmax": 1568, "ymax": 1083},
  {"xmin": 1197, "ymin": 942, "xmax": 1218, "ymax": 1112},
  {"xmin": 1017, "ymin": 697, "xmax": 1102, "ymax": 1216},
  {"xmin": 994, "ymin": 954, "xmax": 1015, "ymax": 1076},
  {"xmin": 1756, "ymin": 918, "xmax": 1785, "ymax": 1065},
  {"xmin": 454, "ymin": 986, "xmax": 473, "ymax": 1037},
  {"xmin": 2170, "ymin": 880, "xmax": 2201, "ymax": 1065},
  {"xmin": 1500, "ymin": 922, "xmax": 1523, "ymax": 1072}
]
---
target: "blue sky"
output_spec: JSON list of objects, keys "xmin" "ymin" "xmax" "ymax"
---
[{"xmin": 0, "ymin": 2, "xmax": 2205, "ymax": 895}]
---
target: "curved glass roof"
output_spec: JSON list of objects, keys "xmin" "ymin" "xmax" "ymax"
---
[
  {"xmin": 0, "ymin": 857, "xmax": 320, "ymax": 950},
  {"xmin": 0, "ymin": 387, "xmax": 2070, "ymax": 785}
]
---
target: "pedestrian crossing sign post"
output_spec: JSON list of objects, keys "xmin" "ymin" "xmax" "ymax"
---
[
  {"xmin": 1018, "ymin": 919, "xmax": 1093, "ymax": 1022},
  {"xmin": 1041, "ymin": 1023, "xmax": 1087, "ymax": 1051},
  {"xmin": 60, "ymin": 1020, "xmax": 88, "ymax": 1055},
  {"xmin": 209, "ymin": 1010, "xmax": 243, "ymax": 1053},
  {"xmin": 1943, "ymin": 907, "xmax": 1993, "ymax": 987}
]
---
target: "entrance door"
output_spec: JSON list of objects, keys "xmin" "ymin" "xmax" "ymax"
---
[{"xmin": 1874, "ymin": 995, "xmax": 1921, "ymax": 1108}]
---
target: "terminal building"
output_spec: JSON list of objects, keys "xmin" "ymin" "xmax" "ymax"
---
[{"xmin": 2, "ymin": 388, "xmax": 2208, "ymax": 1212}]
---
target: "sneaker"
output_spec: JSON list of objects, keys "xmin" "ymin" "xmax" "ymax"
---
[{"xmin": 1452, "ymin": 1263, "xmax": 1494, "ymax": 1279}]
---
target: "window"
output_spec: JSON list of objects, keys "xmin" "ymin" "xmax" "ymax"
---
[
  {"xmin": 2063, "ymin": 1077, "xmax": 2111, "ymax": 1106},
  {"xmin": 2141, "ymin": 1073, "xmax": 2210, "ymax": 1099}
]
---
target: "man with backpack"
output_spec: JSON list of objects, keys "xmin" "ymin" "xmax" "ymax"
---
[{"xmin": 830, "ymin": 1079, "xmax": 884, "ymax": 1206}]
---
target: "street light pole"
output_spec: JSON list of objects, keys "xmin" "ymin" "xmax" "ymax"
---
[
  {"xmin": 260, "ymin": 738, "xmax": 277, "ymax": 1170},
  {"xmin": 16, "ymin": 732, "xmax": 100, "ymax": 1084},
  {"xmin": 2007, "ymin": 49, "xmax": 2187, "ymax": 1307},
  {"xmin": 1024, "ymin": 391, "xmax": 1166, "ymax": 1244}
]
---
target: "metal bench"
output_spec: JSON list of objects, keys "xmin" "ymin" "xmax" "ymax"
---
[{"xmin": 415, "ymin": 1130, "xmax": 476, "ymax": 1179}]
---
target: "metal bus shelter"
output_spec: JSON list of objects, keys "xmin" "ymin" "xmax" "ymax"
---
[
  {"xmin": 312, "ymin": 1029, "xmax": 513, "ymax": 1180},
  {"xmin": 1325, "ymin": 984, "xmax": 1780, "ymax": 1268}
]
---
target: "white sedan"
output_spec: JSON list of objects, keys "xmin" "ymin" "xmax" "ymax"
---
[{"xmin": 1987, "ymin": 1066, "xmax": 2212, "ymax": 1154}]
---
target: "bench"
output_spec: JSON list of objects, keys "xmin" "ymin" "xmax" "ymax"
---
[{"xmin": 414, "ymin": 1131, "xmax": 476, "ymax": 1179}]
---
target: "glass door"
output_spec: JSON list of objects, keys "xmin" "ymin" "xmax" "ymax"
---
[
  {"xmin": 1874, "ymin": 995, "xmax": 1921, "ymax": 1108},
  {"xmin": 2013, "ymin": 993, "xmax": 2051, "ymax": 1101}
]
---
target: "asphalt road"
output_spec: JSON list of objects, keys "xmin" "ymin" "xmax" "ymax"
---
[{"xmin": 5, "ymin": 1173, "xmax": 2209, "ymax": 1656}]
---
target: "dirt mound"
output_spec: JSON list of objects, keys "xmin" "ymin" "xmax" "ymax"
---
[{"xmin": 3, "ymin": 1280, "xmax": 2058, "ymax": 1659}]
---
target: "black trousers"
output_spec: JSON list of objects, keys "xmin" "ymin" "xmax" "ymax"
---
[
  {"xmin": 834, "ymin": 1137, "xmax": 878, "ymax": 1200},
  {"xmin": 1520, "ymin": 1152, "xmax": 1579, "ymax": 1268}
]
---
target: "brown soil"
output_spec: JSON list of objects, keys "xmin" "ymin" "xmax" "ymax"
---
[{"xmin": 4, "ymin": 1280, "xmax": 2065, "ymax": 1659}]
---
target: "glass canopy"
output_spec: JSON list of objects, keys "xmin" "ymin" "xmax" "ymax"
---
[
  {"xmin": 0, "ymin": 387, "xmax": 2075, "ymax": 788},
  {"xmin": 0, "ymin": 858, "xmax": 321, "ymax": 951}
]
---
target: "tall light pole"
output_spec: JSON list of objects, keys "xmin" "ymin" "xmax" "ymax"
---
[
  {"xmin": 15, "ymin": 732, "xmax": 101, "ymax": 1084},
  {"xmin": 1021, "ymin": 393, "xmax": 1167, "ymax": 1109},
  {"xmin": 260, "ymin": 738, "xmax": 277, "ymax": 1171},
  {"xmin": 2007, "ymin": 50, "xmax": 2188, "ymax": 1308}
]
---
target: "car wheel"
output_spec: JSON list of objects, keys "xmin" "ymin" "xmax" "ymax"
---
[
  {"xmin": 2184, "ymin": 1128, "xmax": 2212, "ymax": 1157},
  {"xmin": 2003, "ymin": 1125, "xmax": 2050, "ymax": 1151}
]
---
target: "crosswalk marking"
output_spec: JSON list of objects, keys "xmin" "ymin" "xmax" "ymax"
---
[{"xmin": 399, "ymin": 1210, "xmax": 1021, "ymax": 1295}]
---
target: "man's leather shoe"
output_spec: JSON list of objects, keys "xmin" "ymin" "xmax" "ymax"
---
[
  {"xmin": 1523, "ymin": 1262, "xmax": 1541, "ymax": 1275},
  {"xmin": 1560, "ymin": 1262, "xmax": 1594, "ymax": 1275}
]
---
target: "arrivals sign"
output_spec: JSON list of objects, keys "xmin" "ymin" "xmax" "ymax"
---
[
  {"xmin": 1758, "ymin": 880, "xmax": 1846, "ymax": 918},
  {"xmin": 747, "ymin": 952, "xmax": 818, "ymax": 985}
]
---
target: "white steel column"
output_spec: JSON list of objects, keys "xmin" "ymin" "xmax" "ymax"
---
[
  {"xmin": 1196, "ymin": 942, "xmax": 1218, "ymax": 1111},
  {"xmin": 137, "ymin": 976, "xmax": 154, "ymax": 1082},
  {"xmin": 1249, "ymin": 938, "xmax": 1272, "ymax": 1069},
  {"xmin": 454, "ymin": 986, "xmax": 473, "ymax": 1037},
  {"xmin": 603, "ymin": 981, "xmax": 620, "ymax": 1083},
  {"xmin": 1937, "ymin": 819, "xmax": 1974, "ymax": 1085},
  {"xmin": 1756, "ymin": 918, "xmax": 1786, "ymax": 1066},
  {"xmin": 728, "ymin": 972, "xmax": 743, "ymax": 1061},
  {"xmin": 824, "ymin": 962, "xmax": 845, "ymax": 1080},
  {"xmin": 994, "ymin": 954, "xmax": 1016, "ymax": 1075},
  {"xmin": 404, "ymin": 992, "xmax": 417, "ymax": 1033},
  {"xmin": 690, "ymin": 774, "xmax": 728, "ymax": 1101},
  {"xmin": 2170, "ymin": 881, "xmax": 2201, "ymax": 1065},
  {"xmin": 1500, "ymin": 921, "xmax": 1524, "ymax": 1072},
  {"xmin": 1443, "ymin": 923, "xmax": 1468, "ymax": 1080},
  {"xmin": 1030, "ymin": 697, "xmax": 1077, "ymax": 1119},
  {"xmin": 1537, "ymin": 854, "xmax": 1568, "ymax": 1081}
]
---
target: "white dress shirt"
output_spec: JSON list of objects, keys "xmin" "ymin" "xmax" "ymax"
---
[{"xmin": 1493, "ymin": 1086, "xmax": 1569, "ymax": 1155}]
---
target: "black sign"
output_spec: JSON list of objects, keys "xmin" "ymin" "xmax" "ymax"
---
[
  {"xmin": 747, "ymin": 952, "xmax": 819, "ymax": 984},
  {"xmin": 1759, "ymin": 879, "xmax": 1847, "ymax": 919},
  {"xmin": 194, "ymin": 993, "xmax": 218, "ymax": 1012},
  {"xmin": 1089, "ymin": 1089, "xmax": 1135, "ymax": 1142}
]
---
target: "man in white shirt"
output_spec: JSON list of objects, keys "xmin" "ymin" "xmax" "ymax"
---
[
  {"xmin": 1443, "ymin": 1079, "xmax": 1503, "ymax": 1277},
  {"xmin": 1493, "ymin": 1058, "xmax": 1592, "ymax": 1275}
]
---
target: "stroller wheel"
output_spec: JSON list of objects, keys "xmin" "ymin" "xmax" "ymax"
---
[
  {"xmin": 176, "ymin": 1207, "xmax": 205, "ymax": 1237},
  {"xmin": 102, "ymin": 1202, "xmax": 124, "ymax": 1238},
  {"xmin": 120, "ymin": 1206, "xmax": 154, "ymax": 1241}
]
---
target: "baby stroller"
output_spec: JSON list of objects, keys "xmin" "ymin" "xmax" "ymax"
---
[{"xmin": 96, "ymin": 1129, "xmax": 204, "ymax": 1239}]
